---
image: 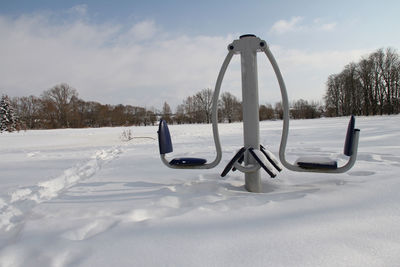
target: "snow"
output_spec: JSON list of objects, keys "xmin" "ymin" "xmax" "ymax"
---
[{"xmin": 0, "ymin": 116, "xmax": 400, "ymax": 266}]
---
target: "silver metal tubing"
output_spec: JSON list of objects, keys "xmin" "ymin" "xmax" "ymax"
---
[
  {"xmin": 233, "ymin": 160, "xmax": 261, "ymax": 173},
  {"xmin": 159, "ymin": 51, "xmax": 234, "ymax": 169},
  {"xmin": 161, "ymin": 35, "xmax": 360, "ymax": 181},
  {"xmin": 231, "ymin": 35, "xmax": 263, "ymax": 192},
  {"xmin": 262, "ymin": 45, "xmax": 360, "ymax": 173}
]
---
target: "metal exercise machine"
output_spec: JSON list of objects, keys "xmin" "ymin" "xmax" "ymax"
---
[{"xmin": 158, "ymin": 34, "xmax": 360, "ymax": 193}]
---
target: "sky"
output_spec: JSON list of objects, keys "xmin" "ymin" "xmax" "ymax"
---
[{"xmin": 1, "ymin": 0, "xmax": 400, "ymax": 110}]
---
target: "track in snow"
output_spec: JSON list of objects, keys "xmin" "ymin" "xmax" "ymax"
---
[{"xmin": 0, "ymin": 147, "xmax": 122, "ymax": 232}]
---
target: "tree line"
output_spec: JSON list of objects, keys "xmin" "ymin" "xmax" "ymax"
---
[
  {"xmin": 7, "ymin": 83, "xmax": 157, "ymax": 130},
  {"xmin": 325, "ymin": 47, "xmax": 400, "ymax": 117},
  {"xmin": 161, "ymin": 88, "xmax": 324, "ymax": 124},
  {"xmin": 163, "ymin": 89, "xmax": 244, "ymax": 124},
  {"xmin": 2, "ymin": 84, "xmax": 325, "ymax": 132}
]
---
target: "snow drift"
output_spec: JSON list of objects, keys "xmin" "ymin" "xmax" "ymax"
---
[{"xmin": 0, "ymin": 116, "xmax": 399, "ymax": 266}]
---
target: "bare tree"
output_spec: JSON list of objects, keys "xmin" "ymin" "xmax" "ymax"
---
[
  {"xmin": 162, "ymin": 101, "xmax": 172, "ymax": 124},
  {"xmin": 325, "ymin": 74, "xmax": 342, "ymax": 117},
  {"xmin": 324, "ymin": 47, "xmax": 400, "ymax": 117},
  {"xmin": 290, "ymin": 99, "xmax": 322, "ymax": 119},
  {"xmin": 220, "ymin": 92, "xmax": 242, "ymax": 123},
  {"xmin": 194, "ymin": 88, "xmax": 213, "ymax": 123},
  {"xmin": 370, "ymin": 49, "xmax": 386, "ymax": 115},
  {"xmin": 259, "ymin": 104, "xmax": 275, "ymax": 120},
  {"xmin": 183, "ymin": 96, "xmax": 195, "ymax": 123},
  {"xmin": 174, "ymin": 104, "xmax": 186, "ymax": 124},
  {"xmin": 357, "ymin": 58, "xmax": 375, "ymax": 115},
  {"xmin": 12, "ymin": 95, "xmax": 41, "ymax": 129},
  {"xmin": 41, "ymin": 83, "xmax": 78, "ymax": 128},
  {"xmin": 68, "ymin": 95, "xmax": 86, "ymax": 128},
  {"xmin": 381, "ymin": 48, "xmax": 399, "ymax": 114},
  {"xmin": 274, "ymin": 102, "xmax": 284, "ymax": 120}
]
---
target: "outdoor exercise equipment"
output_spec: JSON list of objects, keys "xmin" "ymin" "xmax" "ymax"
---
[{"xmin": 158, "ymin": 34, "xmax": 360, "ymax": 193}]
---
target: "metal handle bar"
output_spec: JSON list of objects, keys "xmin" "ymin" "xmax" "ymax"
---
[
  {"xmin": 160, "ymin": 50, "xmax": 234, "ymax": 169},
  {"xmin": 261, "ymin": 45, "xmax": 360, "ymax": 173}
]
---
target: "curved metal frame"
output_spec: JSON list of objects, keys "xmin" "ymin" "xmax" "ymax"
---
[
  {"xmin": 160, "ymin": 35, "xmax": 360, "ymax": 175},
  {"xmin": 261, "ymin": 45, "xmax": 360, "ymax": 173},
  {"xmin": 160, "ymin": 50, "xmax": 234, "ymax": 169}
]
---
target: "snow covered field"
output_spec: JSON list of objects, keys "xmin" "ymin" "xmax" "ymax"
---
[{"xmin": 0, "ymin": 115, "xmax": 399, "ymax": 267}]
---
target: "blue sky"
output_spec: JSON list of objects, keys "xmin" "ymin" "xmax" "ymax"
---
[{"xmin": 1, "ymin": 0, "xmax": 400, "ymax": 109}]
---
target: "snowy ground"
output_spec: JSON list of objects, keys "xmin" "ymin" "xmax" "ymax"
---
[{"xmin": 0, "ymin": 115, "xmax": 399, "ymax": 267}]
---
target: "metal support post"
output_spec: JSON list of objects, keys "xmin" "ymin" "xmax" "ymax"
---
[{"xmin": 231, "ymin": 34, "xmax": 262, "ymax": 192}]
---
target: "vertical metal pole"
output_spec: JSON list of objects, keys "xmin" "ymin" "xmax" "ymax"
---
[{"xmin": 239, "ymin": 35, "xmax": 261, "ymax": 193}]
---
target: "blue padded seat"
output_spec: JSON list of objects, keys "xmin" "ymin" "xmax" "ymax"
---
[
  {"xmin": 169, "ymin": 157, "xmax": 207, "ymax": 166},
  {"xmin": 296, "ymin": 115, "xmax": 358, "ymax": 170},
  {"xmin": 157, "ymin": 120, "xmax": 207, "ymax": 166},
  {"xmin": 296, "ymin": 156, "xmax": 338, "ymax": 170},
  {"xmin": 158, "ymin": 119, "xmax": 173, "ymax": 154},
  {"xmin": 344, "ymin": 115, "xmax": 355, "ymax": 156}
]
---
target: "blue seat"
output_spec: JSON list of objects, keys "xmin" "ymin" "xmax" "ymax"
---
[
  {"xmin": 296, "ymin": 156, "xmax": 338, "ymax": 170},
  {"xmin": 344, "ymin": 115, "xmax": 356, "ymax": 156},
  {"xmin": 157, "ymin": 120, "xmax": 207, "ymax": 166},
  {"xmin": 169, "ymin": 158, "xmax": 207, "ymax": 166},
  {"xmin": 158, "ymin": 119, "xmax": 173, "ymax": 154},
  {"xmin": 296, "ymin": 115, "xmax": 359, "ymax": 170}
]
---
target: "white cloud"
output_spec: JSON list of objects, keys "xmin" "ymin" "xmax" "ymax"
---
[
  {"xmin": 270, "ymin": 46, "xmax": 367, "ymax": 70},
  {"xmin": 319, "ymin": 22, "xmax": 336, "ymax": 31},
  {"xmin": 0, "ymin": 10, "xmax": 366, "ymax": 110},
  {"xmin": 270, "ymin": 16, "xmax": 304, "ymax": 34},
  {"xmin": 0, "ymin": 13, "xmax": 232, "ymax": 108},
  {"xmin": 68, "ymin": 4, "xmax": 88, "ymax": 17},
  {"xmin": 270, "ymin": 16, "xmax": 337, "ymax": 34},
  {"xmin": 125, "ymin": 20, "xmax": 158, "ymax": 41}
]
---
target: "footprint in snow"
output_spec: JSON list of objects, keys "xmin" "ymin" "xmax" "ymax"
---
[
  {"xmin": 0, "ymin": 146, "xmax": 122, "ymax": 232},
  {"xmin": 62, "ymin": 219, "xmax": 117, "ymax": 241},
  {"xmin": 347, "ymin": 171, "xmax": 375, "ymax": 176}
]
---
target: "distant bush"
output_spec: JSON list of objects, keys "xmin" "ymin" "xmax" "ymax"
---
[{"xmin": 120, "ymin": 129, "xmax": 133, "ymax": 142}]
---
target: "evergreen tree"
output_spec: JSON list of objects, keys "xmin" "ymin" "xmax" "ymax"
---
[{"xmin": 0, "ymin": 95, "xmax": 18, "ymax": 132}]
